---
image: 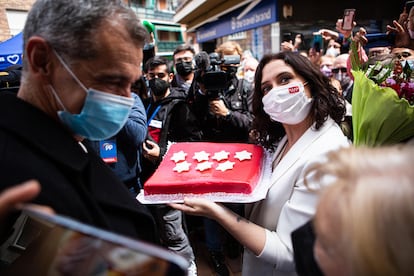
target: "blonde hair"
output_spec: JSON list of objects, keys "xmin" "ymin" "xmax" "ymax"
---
[
  {"xmin": 215, "ymin": 41, "xmax": 243, "ymax": 57},
  {"xmin": 312, "ymin": 145, "xmax": 414, "ymax": 276}
]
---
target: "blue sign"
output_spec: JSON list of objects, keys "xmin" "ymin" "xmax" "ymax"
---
[{"xmin": 197, "ymin": 0, "xmax": 277, "ymax": 43}]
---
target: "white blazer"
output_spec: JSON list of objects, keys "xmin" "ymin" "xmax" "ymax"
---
[{"xmin": 242, "ymin": 118, "xmax": 350, "ymax": 276}]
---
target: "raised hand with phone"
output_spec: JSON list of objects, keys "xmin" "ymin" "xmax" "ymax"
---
[
  {"xmin": 280, "ymin": 33, "xmax": 303, "ymax": 52},
  {"xmin": 335, "ymin": 9, "xmax": 368, "ymax": 71},
  {"xmin": 342, "ymin": 9, "xmax": 355, "ymax": 31},
  {"xmin": 335, "ymin": 9, "xmax": 357, "ymax": 40},
  {"xmin": 386, "ymin": 1, "xmax": 414, "ymax": 49}
]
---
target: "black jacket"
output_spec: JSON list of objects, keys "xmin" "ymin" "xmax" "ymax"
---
[
  {"xmin": 141, "ymin": 87, "xmax": 202, "ymax": 182},
  {"xmin": 291, "ymin": 220, "xmax": 323, "ymax": 276},
  {"xmin": 0, "ymin": 93, "xmax": 157, "ymax": 243},
  {"xmin": 188, "ymin": 76, "xmax": 254, "ymax": 142}
]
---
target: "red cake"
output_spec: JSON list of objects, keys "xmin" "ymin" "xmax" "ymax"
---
[{"xmin": 143, "ymin": 142, "xmax": 264, "ymax": 195}]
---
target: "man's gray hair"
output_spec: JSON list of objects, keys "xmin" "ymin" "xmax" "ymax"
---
[{"xmin": 23, "ymin": 0, "xmax": 147, "ymax": 61}]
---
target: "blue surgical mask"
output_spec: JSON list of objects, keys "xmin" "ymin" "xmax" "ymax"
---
[{"xmin": 51, "ymin": 51, "xmax": 134, "ymax": 141}]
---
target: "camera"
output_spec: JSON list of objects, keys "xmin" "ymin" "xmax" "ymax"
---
[{"xmin": 194, "ymin": 51, "xmax": 240, "ymax": 99}]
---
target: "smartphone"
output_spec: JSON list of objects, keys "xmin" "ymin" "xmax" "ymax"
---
[
  {"xmin": 406, "ymin": 0, "xmax": 414, "ymax": 12},
  {"xmin": 342, "ymin": 9, "xmax": 356, "ymax": 31},
  {"xmin": 312, "ymin": 33, "xmax": 323, "ymax": 53},
  {"xmin": 282, "ymin": 32, "xmax": 292, "ymax": 42},
  {"xmin": 0, "ymin": 208, "xmax": 188, "ymax": 275}
]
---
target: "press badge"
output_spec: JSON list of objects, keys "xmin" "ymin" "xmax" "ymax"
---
[
  {"xmin": 149, "ymin": 119, "xmax": 162, "ymax": 129},
  {"xmin": 99, "ymin": 139, "xmax": 117, "ymax": 163}
]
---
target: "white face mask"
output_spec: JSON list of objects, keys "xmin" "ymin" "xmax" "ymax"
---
[
  {"xmin": 244, "ymin": 70, "xmax": 255, "ymax": 83},
  {"xmin": 326, "ymin": 46, "xmax": 340, "ymax": 57},
  {"xmin": 262, "ymin": 81, "xmax": 313, "ymax": 125}
]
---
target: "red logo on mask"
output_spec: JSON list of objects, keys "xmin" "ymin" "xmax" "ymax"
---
[{"xmin": 288, "ymin": 85, "xmax": 300, "ymax": 94}]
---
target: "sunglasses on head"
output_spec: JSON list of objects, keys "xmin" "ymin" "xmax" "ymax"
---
[{"xmin": 332, "ymin": 67, "xmax": 347, "ymax": 73}]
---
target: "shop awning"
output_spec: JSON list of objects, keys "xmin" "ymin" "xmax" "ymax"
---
[
  {"xmin": 174, "ymin": 0, "xmax": 254, "ymax": 31},
  {"xmin": 154, "ymin": 25, "xmax": 182, "ymax": 32}
]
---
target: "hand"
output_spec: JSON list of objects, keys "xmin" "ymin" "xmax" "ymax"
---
[
  {"xmin": 398, "ymin": 6, "xmax": 409, "ymax": 26},
  {"xmin": 209, "ymin": 99, "xmax": 229, "ymax": 117},
  {"xmin": 318, "ymin": 29, "xmax": 339, "ymax": 41},
  {"xmin": 352, "ymin": 27, "xmax": 368, "ymax": 46},
  {"xmin": 0, "ymin": 180, "xmax": 53, "ymax": 221},
  {"xmin": 169, "ymin": 197, "xmax": 224, "ymax": 220},
  {"xmin": 387, "ymin": 19, "xmax": 406, "ymax": 34},
  {"xmin": 143, "ymin": 140, "xmax": 160, "ymax": 163},
  {"xmin": 198, "ymin": 82, "xmax": 207, "ymax": 95},
  {"xmin": 280, "ymin": 35, "xmax": 302, "ymax": 52},
  {"xmin": 387, "ymin": 20, "xmax": 413, "ymax": 48},
  {"xmin": 335, "ymin": 19, "xmax": 356, "ymax": 38},
  {"xmin": 280, "ymin": 40, "xmax": 295, "ymax": 52}
]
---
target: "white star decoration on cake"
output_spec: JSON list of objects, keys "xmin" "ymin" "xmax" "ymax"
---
[
  {"xmin": 212, "ymin": 150, "xmax": 230, "ymax": 161},
  {"xmin": 216, "ymin": 160, "xmax": 235, "ymax": 172},
  {"xmin": 193, "ymin": 151, "xmax": 210, "ymax": 162},
  {"xmin": 170, "ymin": 150, "xmax": 187, "ymax": 163},
  {"xmin": 173, "ymin": 161, "xmax": 192, "ymax": 173},
  {"xmin": 234, "ymin": 150, "xmax": 252, "ymax": 161},
  {"xmin": 196, "ymin": 161, "xmax": 214, "ymax": 171}
]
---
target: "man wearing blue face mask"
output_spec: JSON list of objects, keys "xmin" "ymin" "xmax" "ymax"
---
[
  {"xmin": 84, "ymin": 92, "xmax": 147, "ymax": 196},
  {"xmin": 0, "ymin": 0, "xmax": 158, "ymax": 248}
]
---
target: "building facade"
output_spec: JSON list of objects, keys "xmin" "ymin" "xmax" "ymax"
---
[
  {"xmin": 0, "ymin": 0, "xmax": 35, "ymax": 42},
  {"xmin": 174, "ymin": 0, "xmax": 406, "ymax": 60},
  {"xmin": 0, "ymin": 0, "xmax": 188, "ymax": 59},
  {"xmin": 127, "ymin": 0, "xmax": 191, "ymax": 57}
]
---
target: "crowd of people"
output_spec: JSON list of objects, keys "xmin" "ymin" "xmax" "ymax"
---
[{"xmin": 1, "ymin": 0, "xmax": 414, "ymax": 275}]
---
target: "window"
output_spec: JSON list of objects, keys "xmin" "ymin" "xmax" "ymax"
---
[
  {"xmin": 167, "ymin": 0, "xmax": 178, "ymax": 11},
  {"xmin": 6, "ymin": 10, "xmax": 28, "ymax": 35}
]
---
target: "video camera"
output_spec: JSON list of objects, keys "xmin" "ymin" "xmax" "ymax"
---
[{"xmin": 194, "ymin": 51, "xmax": 240, "ymax": 99}]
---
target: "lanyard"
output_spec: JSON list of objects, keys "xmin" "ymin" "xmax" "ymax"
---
[{"xmin": 146, "ymin": 104, "xmax": 161, "ymax": 126}]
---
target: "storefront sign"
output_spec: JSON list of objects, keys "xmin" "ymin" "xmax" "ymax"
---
[{"xmin": 197, "ymin": 0, "xmax": 277, "ymax": 43}]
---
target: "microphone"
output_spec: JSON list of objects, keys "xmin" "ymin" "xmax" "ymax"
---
[{"xmin": 194, "ymin": 51, "xmax": 210, "ymax": 71}]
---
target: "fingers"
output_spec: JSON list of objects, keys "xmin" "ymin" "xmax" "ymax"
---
[
  {"xmin": 387, "ymin": 24, "xmax": 398, "ymax": 34},
  {"xmin": 142, "ymin": 141, "xmax": 149, "ymax": 151},
  {"xmin": 358, "ymin": 27, "xmax": 367, "ymax": 36},
  {"xmin": 168, "ymin": 202, "xmax": 198, "ymax": 215},
  {"xmin": 0, "ymin": 180, "xmax": 41, "ymax": 219},
  {"xmin": 353, "ymin": 27, "xmax": 368, "ymax": 45},
  {"xmin": 146, "ymin": 140, "xmax": 156, "ymax": 147},
  {"xmin": 209, "ymin": 100, "xmax": 226, "ymax": 115}
]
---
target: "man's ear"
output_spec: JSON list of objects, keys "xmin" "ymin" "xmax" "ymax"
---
[
  {"xmin": 25, "ymin": 37, "xmax": 54, "ymax": 78},
  {"xmin": 168, "ymin": 72, "xmax": 174, "ymax": 82}
]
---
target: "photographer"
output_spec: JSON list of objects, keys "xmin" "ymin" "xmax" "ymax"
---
[
  {"xmin": 187, "ymin": 41, "xmax": 254, "ymax": 275},
  {"xmin": 188, "ymin": 41, "xmax": 254, "ymax": 143}
]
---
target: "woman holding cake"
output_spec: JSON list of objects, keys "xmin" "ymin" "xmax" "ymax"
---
[{"xmin": 171, "ymin": 51, "xmax": 349, "ymax": 275}]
